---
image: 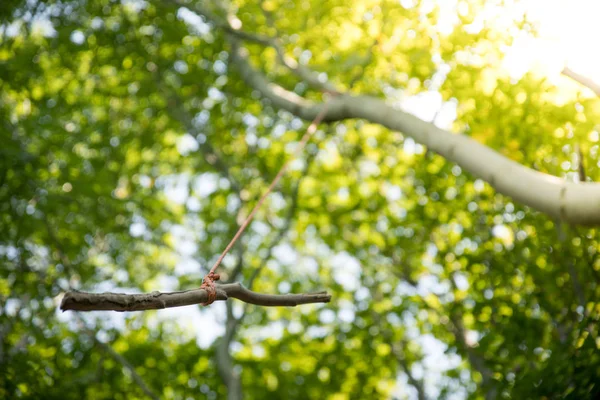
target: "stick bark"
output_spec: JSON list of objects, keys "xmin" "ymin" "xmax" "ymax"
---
[{"xmin": 60, "ymin": 283, "xmax": 331, "ymax": 312}]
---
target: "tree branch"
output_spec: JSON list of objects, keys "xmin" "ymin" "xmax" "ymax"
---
[
  {"xmin": 170, "ymin": 0, "xmax": 274, "ymax": 47},
  {"xmin": 562, "ymin": 66, "xmax": 600, "ymax": 97},
  {"xmin": 158, "ymin": 79, "xmax": 242, "ymax": 193},
  {"xmin": 391, "ymin": 341, "xmax": 427, "ymax": 400},
  {"xmin": 173, "ymin": 0, "xmax": 339, "ymax": 94},
  {"xmin": 445, "ymin": 275, "xmax": 496, "ymax": 400},
  {"xmin": 95, "ymin": 338, "xmax": 161, "ymax": 400},
  {"xmin": 215, "ymin": 301, "xmax": 243, "ymax": 400},
  {"xmin": 347, "ymin": 38, "xmax": 379, "ymax": 90},
  {"xmin": 60, "ymin": 283, "xmax": 331, "ymax": 312},
  {"xmin": 370, "ymin": 305, "xmax": 427, "ymax": 400},
  {"xmin": 229, "ymin": 42, "xmax": 600, "ymax": 226}
]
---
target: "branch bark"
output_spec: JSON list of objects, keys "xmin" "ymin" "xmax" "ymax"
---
[
  {"xmin": 60, "ymin": 283, "xmax": 331, "ymax": 312},
  {"xmin": 562, "ymin": 66, "xmax": 600, "ymax": 97},
  {"xmin": 229, "ymin": 42, "xmax": 600, "ymax": 226}
]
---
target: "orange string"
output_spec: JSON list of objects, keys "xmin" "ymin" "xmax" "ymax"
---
[
  {"xmin": 200, "ymin": 103, "xmax": 331, "ymax": 305},
  {"xmin": 200, "ymin": 272, "xmax": 220, "ymax": 306}
]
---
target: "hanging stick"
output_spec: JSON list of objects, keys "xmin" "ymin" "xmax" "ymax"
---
[{"xmin": 200, "ymin": 103, "xmax": 330, "ymax": 304}]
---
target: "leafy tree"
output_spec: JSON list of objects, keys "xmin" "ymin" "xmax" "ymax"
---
[{"xmin": 1, "ymin": 1, "xmax": 600, "ymax": 399}]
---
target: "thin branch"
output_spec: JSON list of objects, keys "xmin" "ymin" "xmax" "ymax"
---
[
  {"xmin": 369, "ymin": 304, "xmax": 427, "ymax": 400},
  {"xmin": 446, "ymin": 276, "xmax": 496, "ymax": 400},
  {"xmin": 575, "ymin": 142, "xmax": 587, "ymax": 182},
  {"xmin": 159, "ymin": 81, "xmax": 242, "ymax": 193},
  {"xmin": 169, "ymin": 0, "xmax": 274, "ymax": 46},
  {"xmin": 95, "ymin": 338, "xmax": 161, "ymax": 400},
  {"xmin": 449, "ymin": 316, "xmax": 498, "ymax": 400},
  {"xmin": 562, "ymin": 66, "xmax": 600, "ymax": 97},
  {"xmin": 216, "ymin": 301, "xmax": 243, "ymax": 400},
  {"xmin": 172, "ymin": 0, "xmax": 340, "ymax": 94},
  {"xmin": 271, "ymin": 42, "xmax": 340, "ymax": 94},
  {"xmin": 60, "ymin": 283, "xmax": 331, "ymax": 312},
  {"xmin": 43, "ymin": 216, "xmax": 74, "ymax": 276},
  {"xmin": 391, "ymin": 341, "xmax": 427, "ymax": 400},
  {"xmin": 397, "ymin": 274, "xmax": 492, "ymax": 398},
  {"xmin": 568, "ymin": 261, "xmax": 586, "ymax": 308},
  {"xmin": 347, "ymin": 38, "xmax": 379, "ymax": 90},
  {"xmin": 79, "ymin": 322, "xmax": 158, "ymax": 398},
  {"xmin": 215, "ymin": 244, "xmax": 244, "ymax": 400},
  {"xmin": 555, "ymin": 224, "xmax": 587, "ymax": 309}
]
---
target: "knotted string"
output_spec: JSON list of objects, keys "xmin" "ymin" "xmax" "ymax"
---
[{"xmin": 200, "ymin": 103, "xmax": 331, "ymax": 305}]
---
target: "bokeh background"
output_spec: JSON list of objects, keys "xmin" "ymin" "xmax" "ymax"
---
[{"xmin": 2, "ymin": 0, "xmax": 600, "ymax": 399}]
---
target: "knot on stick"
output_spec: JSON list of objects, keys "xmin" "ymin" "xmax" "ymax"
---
[{"xmin": 200, "ymin": 272, "xmax": 220, "ymax": 306}]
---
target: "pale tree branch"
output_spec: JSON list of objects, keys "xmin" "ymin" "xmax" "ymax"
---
[
  {"xmin": 562, "ymin": 66, "xmax": 600, "ymax": 97},
  {"xmin": 60, "ymin": 283, "xmax": 331, "ymax": 312},
  {"xmin": 229, "ymin": 41, "xmax": 600, "ymax": 226},
  {"xmin": 172, "ymin": 0, "xmax": 339, "ymax": 94}
]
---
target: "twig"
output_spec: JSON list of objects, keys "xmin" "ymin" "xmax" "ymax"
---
[
  {"xmin": 575, "ymin": 142, "xmax": 586, "ymax": 182},
  {"xmin": 347, "ymin": 38, "xmax": 379, "ymax": 90},
  {"xmin": 71, "ymin": 315, "xmax": 162, "ymax": 400},
  {"xmin": 95, "ymin": 338, "xmax": 161, "ymax": 400},
  {"xmin": 158, "ymin": 80, "xmax": 242, "ymax": 193},
  {"xmin": 446, "ymin": 276, "xmax": 496, "ymax": 399},
  {"xmin": 60, "ymin": 283, "xmax": 331, "ymax": 312},
  {"xmin": 172, "ymin": 0, "xmax": 340, "ymax": 94},
  {"xmin": 369, "ymin": 289, "xmax": 427, "ymax": 400},
  {"xmin": 169, "ymin": 0, "xmax": 272, "ymax": 45},
  {"xmin": 215, "ymin": 301, "xmax": 243, "ymax": 400},
  {"xmin": 555, "ymin": 224, "xmax": 587, "ymax": 310}
]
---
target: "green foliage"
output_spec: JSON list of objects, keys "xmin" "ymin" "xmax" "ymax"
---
[{"xmin": 2, "ymin": 0, "xmax": 600, "ymax": 399}]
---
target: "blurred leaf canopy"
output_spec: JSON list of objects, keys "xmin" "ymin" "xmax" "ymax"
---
[{"xmin": 1, "ymin": 0, "xmax": 600, "ymax": 399}]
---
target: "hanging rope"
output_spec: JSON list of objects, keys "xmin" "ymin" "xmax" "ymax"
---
[{"xmin": 200, "ymin": 103, "xmax": 331, "ymax": 305}]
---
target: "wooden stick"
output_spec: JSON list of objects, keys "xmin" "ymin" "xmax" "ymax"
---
[{"xmin": 60, "ymin": 283, "xmax": 331, "ymax": 312}]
